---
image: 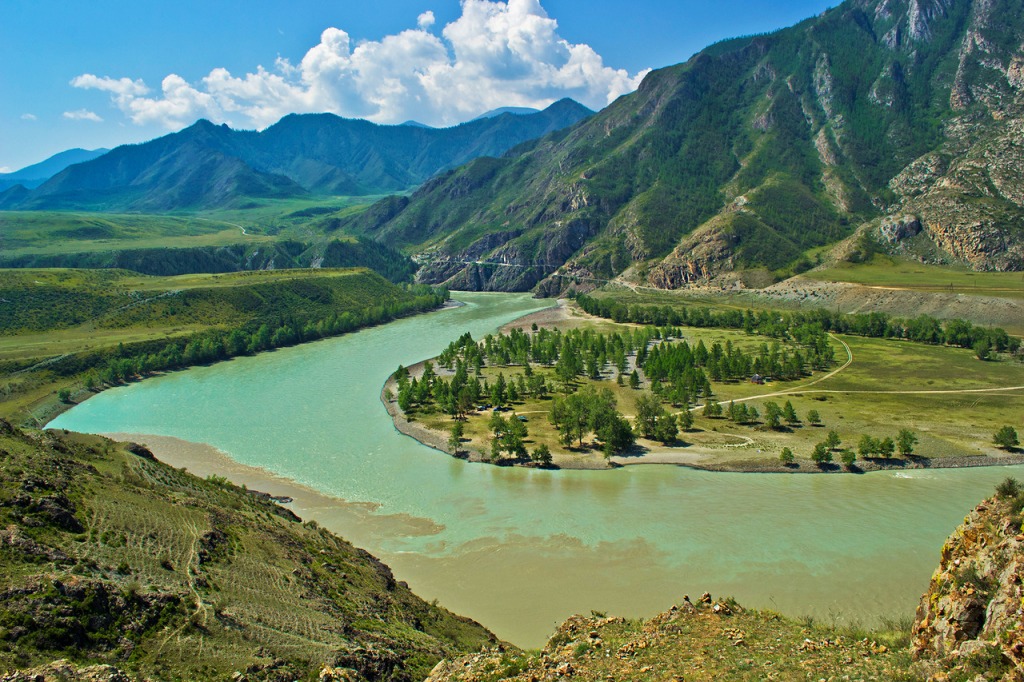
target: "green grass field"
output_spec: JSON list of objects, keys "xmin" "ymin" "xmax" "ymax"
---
[
  {"xmin": 0, "ymin": 197, "xmax": 382, "ymax": 258},
  {"xmin": 806, "ymin": 256, "xmax": 1024, "ymax": 299},
  {"xmin": 0, "ymin": 211, "xmax": 270, "ymax": 256},
  {"xmin": 194, "ymin": 194, "xmax": 382, "ymax": 237}
]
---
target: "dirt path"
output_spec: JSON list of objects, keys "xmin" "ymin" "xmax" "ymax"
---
[
  {"xmin": 689, "ymin": 333, "xmax": 1022, "ymax": 408},
  {"xmin": 195, "ymin": 216, "xmax": 248, "ymax": 236}
]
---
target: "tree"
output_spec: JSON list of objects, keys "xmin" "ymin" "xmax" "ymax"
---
[
  {"xmin": 807, "ymin": 409, "xmax": 822, "ymax": 426},
  {"xmin": 597, "ymin": 414, "xmax": 634, "ymax": 458},
  {"xmin": 653, "ymin": 413, "xmax": 678, "ymax": 444},
  {"xmin": 629, "ymin": 370, "xmax": 641, "ymax": 389},
  {"xmin": 531, "ymin": 443, "xmax": 553, "ymax": 466},
  {"xmin": 783, "ymin": 400, "xmax": 799, "ymax": 425},
  {"xmin": 994, "ymin": 426, "xmax": 1020, "ymax": 450},
  {"xmin": 840, "ymin": 449, "xmax": 856, "ymax": 470},
  {"xmin": 824, "ymin": 430, "xmax": 841, "ymax": 451},
  {"xmin": 896, "ymin": 429, "xmax": 918, "ymax": 457},
  {"xmin": 397, "ymin": 385, "xmax": 413, "ymax": 413},
  {"xmin": 703, "ymin": 399, "xmax": 722, "ymax": 419},
  {"xmin": 779, "ymin": 447, "xmax": 795, "ymax": 465},
  {"xmin": 448, "ymin": 421, "xmax": 464, "ymax": 455},
  {"xmin": 555, "ymin": 351, "xmax": 581, "ymax": 388},
  {"xmin": 677, "ymin": 408, "xmax": 694, "ymax": 431},
  {"xmin": 857, "ymin": 434, "xmax": 878, "ymax": 457},
  {"xmin": 878, "ymin": 436, "xmax": 895, "ymax": 459},
  {"xmin": 502, "ymin": 416, "xmax": 529, "ymax": 458},
  {"xmin": 763, "ymin": 401, "xmax": 783, "ymax": 430},
  {"xmin": 491, "ymin": 373, "xmax": 507, "ymax": 408},
  {"xmin": 996, "ymin": 477, "xmax": 1022, "ymax": 498},
  {"xmin": 635, "ymin": 393, "xmax": 662, "ymax": 439},
  {"xmin": 974, "ymin": 338, "xmax": 991, "ymax": 361},
  {"xmin": 811, "ymin": 442, "xmax": 832, "ymax": 466},
  {"xmin": 57, "ymin": 388, "xmax": 72, "ymax": 403}
]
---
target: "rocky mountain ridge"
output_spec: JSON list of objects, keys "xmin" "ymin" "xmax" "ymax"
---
[{"xmin": 346, "ymin": 0, "xmax": 1024, "ymax": 293}]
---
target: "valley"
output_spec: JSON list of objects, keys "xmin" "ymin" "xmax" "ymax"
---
[{"xmin": 1, "ymin": 0, "xmax": 1023, "ymax": 677}]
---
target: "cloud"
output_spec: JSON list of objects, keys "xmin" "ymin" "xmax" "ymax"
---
[
  {"xmin": 70, "ymin": 74, "xmax": 149, "ymax": 97},
  {"xmin": 71, "ymin": 0, "xmax": 646, "ymax": 131},
  {"xmin": 0, "ymin": 167, "xmax": 11, "ymax": 173},
  {"xmin": 20, "ymin": 113, "xmax": 37, "ymax": 121},
  {"xmin": 63, "ymin": 109, "xmax": 104, "ymax": 122}
]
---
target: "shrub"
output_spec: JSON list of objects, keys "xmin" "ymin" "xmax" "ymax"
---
[{"xmin": 996, "ymin": 477, "xmax": 1022, "ymax": 499}]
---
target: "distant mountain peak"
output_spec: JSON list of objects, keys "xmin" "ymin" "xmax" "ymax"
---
[
  {"xmin": 471, "ymin": 106, "xmax": 541, "ymax": 121},
  {"xmin": 6, "ymin": 99, "xmax": 593, "ymax": 211},
  {"xmin": 0, "ymin": 147, "xmax": 109, "ymax": 192}
]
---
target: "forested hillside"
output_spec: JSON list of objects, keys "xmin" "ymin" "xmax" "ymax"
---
[{"xmin": 0, "ymin": 268, "xmax": 447, "ymax": 424}]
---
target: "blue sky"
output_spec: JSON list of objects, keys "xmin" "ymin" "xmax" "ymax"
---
[{"xmin": 1, "ymin": 0, "xmax": 835, "ymax": 172}]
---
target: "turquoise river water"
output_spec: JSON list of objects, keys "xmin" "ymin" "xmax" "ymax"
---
[{"xmin": 50, "ymin": 292, "xmax": 1024, "ymax": 647}]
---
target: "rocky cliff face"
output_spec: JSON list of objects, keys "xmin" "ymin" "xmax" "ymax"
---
[{"xmin": 912, "ymin": 485, "xmax": 1024, "ymax": 678}]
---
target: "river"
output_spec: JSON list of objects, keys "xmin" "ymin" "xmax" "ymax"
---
[{"xmin": 49, "ymin": 291, "xmax": 1024, "ymax": 647}]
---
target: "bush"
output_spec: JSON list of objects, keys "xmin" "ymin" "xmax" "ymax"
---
[
  {"xmin": 993, "ymin": 426, "xmax": 1019, "ymax": 450},
  {"xmin": 996, "ymin": 477, "xmax": 1022, "ymax": 499}
]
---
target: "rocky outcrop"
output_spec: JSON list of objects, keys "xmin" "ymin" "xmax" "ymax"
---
[
  {"xmin": 889, "ymin": 109, "xmax": 1024, "ymax": 270},
  {"xmin": 879, "ymin": 214, "xmax": 924, "ymax": 243},
  {"xmin": 649, "ymin": 226, "xmax": 737, "ymax": 288},
  {"xmin": 0, "ymin": 660, "xmax": 133, "ymax": 682},
  {"xmin": 913, "ymin": 488, "xmax": 1024, "ymax": 677}
]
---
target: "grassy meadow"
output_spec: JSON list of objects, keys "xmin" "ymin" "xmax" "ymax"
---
[{"xmin": 807, "ymin": 255, "xmax": 1024, "ymax": 300}]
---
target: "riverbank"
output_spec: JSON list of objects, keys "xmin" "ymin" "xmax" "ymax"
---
[
  {"xmin": 98, "ymin": 433, "xmax": 447, "ymax": 547},
  {"xmin": 11, "ymin": 290, "xmax": 458, "ymax": 430}
]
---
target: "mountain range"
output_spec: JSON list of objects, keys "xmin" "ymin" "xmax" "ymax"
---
[
  {"xmin": 340, "ymin": 0, "xmax": 1024, "ymax": 292},
  {"xmin": 0, "ymin": 148, "xmax": 108, "ymax": 192},
  {"xmin": 0, "ymin": 100, "xmax": 592, "ymax": 213}
]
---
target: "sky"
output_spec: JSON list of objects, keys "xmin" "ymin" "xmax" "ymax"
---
[{"xmin": 0, "ymin": 0, "xmax": 836, "ymax": 173}]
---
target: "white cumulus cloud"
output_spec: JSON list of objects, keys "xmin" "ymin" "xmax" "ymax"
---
[
  {"xmin": 20, "ymin": 113, "xmax": 37, "ymax": 121},
  {"xmin": 63, "ymin": 109, "xmax": 104, "ymax": 122},
  {"xmin": 70, "ymin": 0, "xmax": 646, "ymax": 131}
]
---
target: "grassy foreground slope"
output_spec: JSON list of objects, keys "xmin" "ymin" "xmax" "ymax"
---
[
  {"xmin": 0, "ymin": 422, "xmax": 496, "ymax": 680},
  {"xmin": 0, "ymin": 268, "xmax": 446, "ymax": 425}
]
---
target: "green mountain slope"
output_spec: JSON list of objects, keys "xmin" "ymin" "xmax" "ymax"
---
[
  {"xmin": 346, "ymin": 0, "xmax": 1024, "ymax": 292},
  {"xmin": 11, "ymin": 101, "xmax": 592, "ymax": 212},
  {"xmin": 0, "ymin": 148, "xmax": 108, "ymax": 192},
  {"xmin": 0, "ymin": 422, "xmax": 496, "ymax": 680}
]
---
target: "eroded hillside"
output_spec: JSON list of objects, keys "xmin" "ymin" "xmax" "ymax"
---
[{"xmin": 0, "ymin": 422, "xmax": 496, "ymax": 680}]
